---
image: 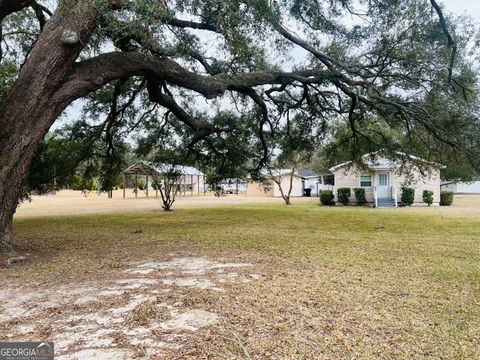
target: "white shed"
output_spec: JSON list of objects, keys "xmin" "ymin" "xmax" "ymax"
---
[{"xmin": 441, "ymin": 181, "xmax": 480, "ymax": 194}]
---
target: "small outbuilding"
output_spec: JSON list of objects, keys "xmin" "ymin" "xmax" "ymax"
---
[
  {"xmin": 246, "ymin": 169, "xmax": 305, "ymax": 197},
  {"xmin": 441, "ymin": 180, "xmax": 480, "ymax": 194},
  {"xmin": 329, "ymin": 152, "xmax": 445, "ymax": 207}
]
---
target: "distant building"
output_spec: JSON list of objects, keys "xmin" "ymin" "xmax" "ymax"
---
[
  {"xmin": 246, "ymin": 169, "xmax": 305, "ymax": 197},
  {"xmin": 122, "ymin": 161, "xmax": 206, "ymax": 197},
  {"xmin": 441, "ymin": 180, "xmax": 480, "ymax": 194},
  {"xmin": 246, "ymin": 169, "xmax": 330, "ymax": 197},
  {"xmin": 298, "ymin": 170, "xmax": 334, "ymax": 196}
]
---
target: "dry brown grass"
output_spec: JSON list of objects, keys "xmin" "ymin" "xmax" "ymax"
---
[
  {"xmin": 2, "ymin": 195, "xmax": 480, "ymax": 358},
  {"xmin": 123, "ymin": 300, "xmax": 171, "ymax": 328}
]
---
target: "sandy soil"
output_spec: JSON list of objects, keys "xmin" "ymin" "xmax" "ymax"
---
[
  {"xmin": 0, "ymin": 254, "xmax": 257, "ymax": 359},
  {"xmin": 15, "ymin": 190, "xmax": 307, "ymax": 218}
]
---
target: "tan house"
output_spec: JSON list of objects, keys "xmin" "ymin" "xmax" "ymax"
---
[
  {"xmin": 329, "ymin": 152, "xmax": 445, "ymax": 207},
  {"xmin": 246, "ymin": 169, "xmax": 305, "ymax": 197}
]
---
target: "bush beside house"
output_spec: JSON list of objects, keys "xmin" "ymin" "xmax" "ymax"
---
[
  {"xmin": 422, "ymin": 190, "xmax": 434, "ymax": 206},
  {"xmin": 401, "ymin": 187, "xmax": 415, "ymax": 206},
  {"xmin": 440, "ymin": 191, "xmax": 454, "ymax": 206},
  {"xmin": 337, "ymin": 188, "xmax": 351, "ymax": 205},
  {"xmin": 354, "ymin": 188, "xmax": 367, "ymax": 205},
  {"xmin": 320, "ymin": 190, "xmax": 335, "ymax": 206}
]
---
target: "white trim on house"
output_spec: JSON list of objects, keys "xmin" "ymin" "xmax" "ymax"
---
[
  {"xmin": 330, "ymin": 153, "xmax": 444, "ymax": 207},
  {"xmin": 359, "ymin": 174, "xmax": 373, "ymax": 187}
]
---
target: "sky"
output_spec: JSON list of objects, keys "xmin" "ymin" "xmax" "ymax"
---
[{"xmin": 444, "ymin": 0, "xmax": 480, "ymax": 20}]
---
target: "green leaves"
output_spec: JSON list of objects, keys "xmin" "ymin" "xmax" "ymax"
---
[{"xmin": 0, "ymin": 60, "xmax": 16, "ymax": 100}]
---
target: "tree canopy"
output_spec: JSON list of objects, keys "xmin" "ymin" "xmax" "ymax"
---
[{"xmin": 0, "ymin": 0, "xmax": 480, "ymax": 252}]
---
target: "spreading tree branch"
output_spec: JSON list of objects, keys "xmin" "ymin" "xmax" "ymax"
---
[{"xmin": 429, "ymin": 0, "xmax": 457, "ymax": 84}]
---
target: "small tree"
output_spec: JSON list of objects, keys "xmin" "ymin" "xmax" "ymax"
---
[
  {"xmin": 150, "ymin": 165, "xmax": 182, "ymax": 212},
  {"xmin": 401, "ymin": 187, "xmax": 415, "ymax": 206},
  {"xmin": 268, "ymin": 167, "xmax": 298, "ymax": 205},
  {"xmin": 263, "ymin": 114, "xmax": 317, "ymax": 205},
  {"xmin": 337, "ymin": 188, "xmax": 351, "ymax": 205},
  {"xmin": 422, "ymin": 190, "xmax": 434, "ymax": 206},
  {"xmin": 354, "ymin": 188, "xmax": 367, "ymax": 206}
]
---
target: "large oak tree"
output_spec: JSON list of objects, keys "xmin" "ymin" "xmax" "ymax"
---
[{"xmin": 0, "ymin": 0, "xmax": 479, "ymax": 254}]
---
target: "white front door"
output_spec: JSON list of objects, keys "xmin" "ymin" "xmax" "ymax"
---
[{"xmin": 377, "ymin": 172, "xmax": 389, "ymax": 198}]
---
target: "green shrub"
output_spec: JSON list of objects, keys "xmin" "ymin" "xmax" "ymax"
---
[
  {"xmin": 354, "ymin": 187, "xmax": 367, "ymax": 205},
  {"xmin": 70, "ymin": 175, "xmax": 86, "ymax": 190},
  {"xmin": 422, "ymin": 190, "xmax": 434, "ymax": 206},
  {"xmin": 440, "ymin": 191, "xmax": 454, "ymax": 206},
  {"xmin": 337, "ymin": 187, "xmax": 351, "ymax": 205},
  {"xmin": 136, "ymin": 179, "xmax": 146, "ymax": 190},
  {"xmin": 320, "ymin": 190, "xmax": 335, "ymax": 206},
  {"xmin": 85, "ymin": 179, "xmax": 97, "ymax": 191},
  {"xmin": 401, "ymin": 187, "xmax": 415, "ymax": 206}
]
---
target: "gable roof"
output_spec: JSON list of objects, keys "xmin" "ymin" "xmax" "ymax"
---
[
  {"xmin": 267, "ymin": 169, "xmax": 304, "ymax": 178},
  {"xmin": 123, "ymin": 161, "xmax": 204, "ymax": 176},
  {"xmin": 329, "ymin": 151, "xmax": 446, "ymax": 172}
]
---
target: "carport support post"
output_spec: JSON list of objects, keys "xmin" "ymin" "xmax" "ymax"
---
[
  {"xmin": 191, "ymin": 175, "xmax": 194, "ymax": 196},
  {"xmin": 123, "ymin": 173, "xmax": 126, "ymax": 199},
  {"xmin": 135, "ymin": 173, "xmax": 138, "ymax": 198},
  {"xmin": 197, "ymin": 175, "xmax": 200, "ymax": 194},
  {"xmin": 146, "ymin": 174, "xmax": 149, "ymax": 198}
]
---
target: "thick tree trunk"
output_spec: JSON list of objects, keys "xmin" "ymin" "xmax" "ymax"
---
[
  {"xmin": 0, "ymin": 105, "xmax": 69, "ymax": 254},
  {"xmin": 0, "ymin": 110, "xmax": 56, "ymax": 254},
  {"xmin": 0, "ymin": 6, "xmax": 98, "ymax": 254},
  {"xmin": 0, "ymin": 220, "xmax": 14, "ymax": 254}
]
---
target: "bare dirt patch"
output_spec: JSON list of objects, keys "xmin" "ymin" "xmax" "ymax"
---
[{"xmin": 0, "ymin": 255, "xmax": 252, "ymax": 359}]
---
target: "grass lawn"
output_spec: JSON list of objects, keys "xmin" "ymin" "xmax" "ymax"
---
[{"xmin": 2, "ymin": 198, "xmax": 479, "ymax": 358}]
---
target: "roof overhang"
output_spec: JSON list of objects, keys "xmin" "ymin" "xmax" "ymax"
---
[
  {"xmin": 123, "ymin": 161, "xmax": 204, "ymax": 176},
  {"xmin": 329, "ymin": 151, "xmax": 446, "ymax": 172}
]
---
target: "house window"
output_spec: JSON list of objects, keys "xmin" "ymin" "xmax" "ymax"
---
[
  {"xmin": 360, "ymin": 175, "xmax": 372, "ymax": 187},
  {"xmin": 378, "ymin": 173, "xmax": 388, "ymax": 186}
]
